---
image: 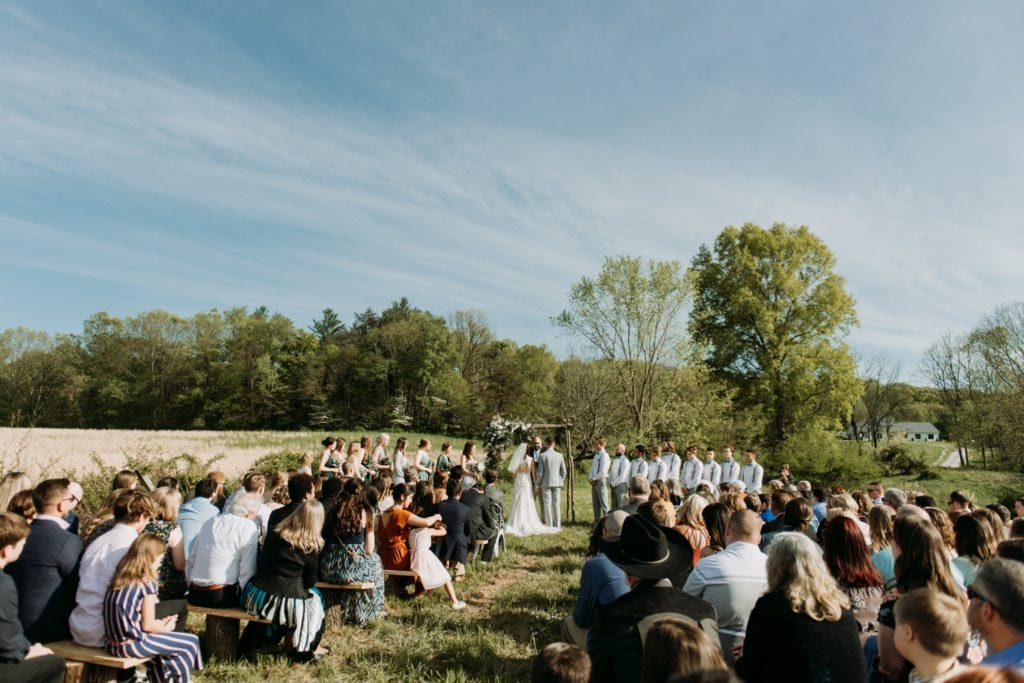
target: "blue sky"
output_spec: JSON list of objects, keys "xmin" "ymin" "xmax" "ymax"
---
[{"xmin": 2, "ymin": 1, "xmax": 1023, "ymax": 381}]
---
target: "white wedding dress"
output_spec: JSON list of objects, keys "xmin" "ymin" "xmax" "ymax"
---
[{"xmin": 504, "ymin": 450, "xmax": 560, "ymax": 537}]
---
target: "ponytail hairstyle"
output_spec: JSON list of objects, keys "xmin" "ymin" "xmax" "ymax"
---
[{"xmin": 110, "ymin": 533, "xmax": 166, "ymax": 591}]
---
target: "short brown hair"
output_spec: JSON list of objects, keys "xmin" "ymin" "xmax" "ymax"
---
[
  {"xmin": 0, "ymin": 510, "xmax": 30, "ymax": 548},
  {"xmin": 638, "ymin": 499, "xmax": 675, "ymax": 527},
  {"xmin": 113, "ymin": 490, "xmax": 158, "ymax": 524},
  {"xmin": 531, "ymin": 642, "xmax": 590, "ymax": 683},
  {"xmin": 893, "ymin": 588, "xmax": 967, "ymax": 658},
  {"xmin": 33, "ymin": 478, "xmax": 71, "ymax": 510},
  {"xmin": 641, "ymin": 618, "xmax": 727, "ymax": 683},
  {"xmin": 243, "ymin": 472, "xmax": 266, "ymax": 493}
]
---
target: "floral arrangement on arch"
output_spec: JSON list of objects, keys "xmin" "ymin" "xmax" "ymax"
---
[{"xmin": 482, "ymin": 415, "xmax": 533, "ymax": 467}]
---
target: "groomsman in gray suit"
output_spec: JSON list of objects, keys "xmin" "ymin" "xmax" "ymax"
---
[{"xmin": 535, "ymin": 436, "xmax": 567, "ymax": 528}]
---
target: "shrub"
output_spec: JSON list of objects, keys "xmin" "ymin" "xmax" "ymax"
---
[
  {"xmin": 250, "ymin": 450, "xmax": 305, "ymax": 476},
  {"xmin": 768, "ymin": 425, "xmax": 880, "ymax": 487},
  {"xmin": 876, "ymin": 444, "xmax": 934, "ymax": 478}
]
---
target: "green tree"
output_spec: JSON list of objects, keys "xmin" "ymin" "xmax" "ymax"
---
[
  {"xmin": 554, "ymin": 256, "xmax": 691, "ymax": 437},
  {"xmin": 689, "ymin": 223, "xmax": 861, "ymax": 446}
]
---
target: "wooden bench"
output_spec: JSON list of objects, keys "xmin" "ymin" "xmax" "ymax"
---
[
  {"xmin": 314, "ymin": 580, "xmax": 375, "ymax": 628},
  {"xmin": 45, "ymin": 640, "xmax": 151, "ymax": 683},
  {"xmin": 382, "ymin": 568, "xmax": 418, "ymax": 595},
  {"xmin": 188, "ymin": 605, "xmax": 271, "ymax": 662}
]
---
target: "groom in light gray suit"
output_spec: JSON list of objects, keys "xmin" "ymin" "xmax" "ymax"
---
[{"xmin": 535, "ymin": 436, "xmax": 567, "ymax": 528}]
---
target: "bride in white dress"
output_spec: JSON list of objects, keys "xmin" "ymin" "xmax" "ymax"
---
[{"xmin": 504, "ymin": 443, "xmax": 559, "ymax": 537}]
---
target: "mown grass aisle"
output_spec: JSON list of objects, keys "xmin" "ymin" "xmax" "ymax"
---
[{"xmin": 196, "ymin": 480, "xmax": 594, "ymax": 682}]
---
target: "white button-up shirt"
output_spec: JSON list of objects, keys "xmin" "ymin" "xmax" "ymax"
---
[
  {"xmin": 720, "ymin": 458, "xmax": 741, "ymax": 484},
  {"xmin": 70, "ymin": 523, "xmax": 139, "ymax": 647},
  {"xmin": 741, "ymin": 462, "xmax": 764, "ymax": 493},
  {"xmin": 589, "ymin": 448, "xmax": 610, "ymax": 482},
  {"xmin": 681, "ymin": 457, "xmax": 703, "ymax": 490},
  {"xmin": 629, "ymin": 458, "xmax": 649, "ymax": 482},
  {"xmin": 703, "ymin": 460, "xmax": 722, "ymax": 488},
  {"xmin": 663, "ymin": 451, "xmax": 682, "ymax": 482},
  {"xmin": 609, "ymin": 454, "xmax": 631, "ymax": 488},
  {"xmin": 683, "ymin": 541, "xmax": 768, "ymax": 637},
  {"xmin": 649, "ymin": 457, "xmax": 665, "ymax": 482},
  {"xmin": 186, "ymin": 512, "xmax": 259, "ymax": 591}
]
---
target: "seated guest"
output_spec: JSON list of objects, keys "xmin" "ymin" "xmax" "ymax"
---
[
  {"xmin": 318, "ymin": 476, "xmax": 343, "ymax": 517},
  {"xmin": 102, "ymin": 534, "xmax": 202, "ymax": 683},
  {"xmin": 0, "ymin": 512, "xmax": 65, "ymax": 683},
  {"xmin": 674, "ymin": 495, "xmax": 710, "ymax": 563},
  {"xmin": 641, "ymin": 618, "xmax": 728, "ymax": 683},
  {"xmin": 143, "ymin": 487, "xmax": 188, "ymax": 603},
  {"xmin": 267, "ymin": 474, "xmax": 315, "ymax": 529},
  {"xmin": 683, "ymin": 509, "xmax": 767, "ymax": 664},
  {"xmin": 407, "ymin": 512, "xmax": 466, "ymax": 609},
  {"xmin": 563, "ymin": 511, "xmax": 630, "ymax": 648},
  {"xmin": 186, "ymin": 493, "xmax": 260, "ymax": 608},
  {"xmin": 967, "ymin": 558, "xmax": 1024, "ymax": 669},
  {"xmin": 112, "ymin": 470, "xmax": 138, "ymax": 491},
  {"xmin": 378, "ymin": 484, "xmax": 441, "ymax": 572},
  {"xmin": 616, "ymin": 476, "xmax": 650, "ymax": 516},
  {"xmin": 82, "ymin": 488, "xmax": 130, "ymax": 548},
  {"xmin": 460, "ymin": 469, "xmax": 503, "ymax": 562},
  {"xmin": 177, "ymin": 478, "xmax": 220, "ymax": 561},
  {"xmin": 953, "ymin": 512, "xmax": 1000, "ymax": 586},
  {"xmin": 532, "ymin": 642, "xmax": 590, "ymax": 683},
  {"xmin": 698, "ymin": 503, "xmax": 731, "ymax": 560},
  {"xmin": 823, "ymin": 516, "xmax": 884, "ymax": 644},
  {"xmin": 6, "ymin": 491, "xmax": 35, "ymax": 521},
  {"xmin": 223, "ymin": 472, "xmax": 274, "ymax": 539},
  {"xmin": 760, "ymin": 497, "xmax": 816, "ymax": 550},
  {"xmin": 320, "ymin": 479, "xmax": 385, "ymax": 626},
  {"xmin": 589, "ymin": 515, "xmax": 713, "ymax": 683},
  {"xmin": 735, "ymin": 533, "xmax": 865, "ymax": 683},
  {"xmin": 433, "ymin": 479, "xmax": 471, "ymax": 580},
  {"xmin": 8, "ymin": 478, "xmax": 83, "ymax": 643},
  {"xmin": 0, "ymin": 473, "xmax": 32, "ymax": 512},
  {"xmin": 240, "ymin": 500, "xmax": 330, "ymax": 662},
  {"xmin": 69, "ymin": 491, "xmax": 159, "ymax": 648},
  {"xmin": 893, "ymin": 589, "xmax": 967, "ymax": 682}
]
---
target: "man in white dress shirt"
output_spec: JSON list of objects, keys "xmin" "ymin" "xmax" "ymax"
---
[
  {"xmin": 662, "ymin": 440, "xmax": 682, "ymax": 486},
  {"xmin": 720, "ymin": 446, "xmax": 741, "ymax": 486},
  {"xmin": 609, "ymin": 443, "xmax": 631, "ymax": 509},
  {"xmin": 683, "ymin": 509, "xmax": 768, "ymax": 665},
  {"xmin": 681, "ymin": 445, "xmax": 703, "ymax": 493},
  {"xmin": 740, "ymin": 449, "xmax": 765, "ymax": 494},
  {"xmin": 186, "ymin": 493, "xmax": 261, "ymax": 608},
  {"xmin": 702, "ymin": 448, "xmax": 722, "ymax": 493},
  {"xmin": 589, "ymin": 437, "xmax": 611, "ymax": 524},
  {"xmin": 628, "ymin": 444, "xmax": 649, "ymax": 483},
  {"xmin": 648, "ymin": 449, "xmax": 665, "ymax": 483},
  {"xmin": 70, "ymin": 491, "xmax": 159, "ymax": 647}
]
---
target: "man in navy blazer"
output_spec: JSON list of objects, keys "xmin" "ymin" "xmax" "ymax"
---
[
  {"xmin": 8, "ymin": 479, "xmax": 83, "ymax": 643},
  {"xmin": 430, "ymin": 478, "xmax": 471, "ymax": 573}
]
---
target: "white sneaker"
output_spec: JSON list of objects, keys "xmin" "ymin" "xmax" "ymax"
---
[{"xmin": 451, "ymin": 600, "xmax": 467, "ymax": 610}]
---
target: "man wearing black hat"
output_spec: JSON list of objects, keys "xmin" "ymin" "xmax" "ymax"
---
[{"xmin": 587, "ymin": 515, "xmax": 719, "ymax": 683}]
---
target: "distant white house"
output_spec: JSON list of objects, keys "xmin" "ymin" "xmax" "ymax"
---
[
  {"xmin": 845, "ymin": 420, "xmax": 940, "ymax": 442},
  {"xmin": 890, "ymin": 422, "xmax": 940, "ymax": 442}
]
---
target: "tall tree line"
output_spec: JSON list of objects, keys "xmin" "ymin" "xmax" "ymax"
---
[{"xmin": 0, "ymin": 300, "xmax": 557, "ymax": 433}]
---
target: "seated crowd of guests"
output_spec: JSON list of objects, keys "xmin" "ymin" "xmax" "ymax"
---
[
  {"xmin": 551, "ymin": 471, "xmax": 1024, "ymax": 683},
  {"xmin": 0, "ymin": 458, "xmax": 505, "ymax": 681}
]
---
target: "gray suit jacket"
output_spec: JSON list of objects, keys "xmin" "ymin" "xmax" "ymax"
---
[{"xmin": 536, "ymin": 448, "xmax": 567, "ymax": 488}]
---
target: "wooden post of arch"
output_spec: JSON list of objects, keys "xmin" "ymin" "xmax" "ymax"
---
[{"xmin": 532, "ymin": 422, "xmax": 575, "ymax": 523}]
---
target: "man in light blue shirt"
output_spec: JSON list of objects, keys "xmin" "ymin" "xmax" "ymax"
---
[
  {"xmin": 969, "ymin": 559, "xmax": 1024, "ymax": 670},
  {"xmin": 177, "ymin": 478, "xmax": 220, "ymax": 560},
  {"xmin": 589, "ymin": 437, "xmax": 611, "ymax": 523},
  {"xmin": 563, "ymin": 511, "xmax": 630, "ymax": 648}
]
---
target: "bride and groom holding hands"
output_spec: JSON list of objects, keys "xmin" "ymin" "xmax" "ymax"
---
[{"xmin": 504, "ymin": 435, "xmax": 566, "ymax": 537}]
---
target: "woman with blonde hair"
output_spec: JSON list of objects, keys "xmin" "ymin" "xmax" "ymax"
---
[
  {"xmin": 0, "ymin": 472, "xmax": 32, "ymax": 512},
  {"xmin": 241, "ymin": 499, "xmax": 329, "ymax": 661},
  {"xmin": 143, "ymin": 487, "xmax": 187, "ymax": 602},
  {"xmin": 641, "ymin": 618, "xmax": 727, "ymax": 683},
  {"xmin": 736, "ymin": 532, "xmax": 864, "ymax": 682},
  {"xmin": 370, "ymin": 433, "xmax": 391, "ymax": 477},
  {"xmin": 674, "ymin": 494, "xmax": 710, "ymax": 563},
  {"xmin": 926, "ymin": 506, "xmax": 957, "ymax": 556}
]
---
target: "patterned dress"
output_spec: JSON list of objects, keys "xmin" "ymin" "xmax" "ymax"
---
[
  {"xmin": 319, "ymin": 527, "xmax": 386, "ymax": 626},
  {"xmin": 103, "ymin": 580, "xmax": 202, "ymax": 683},
  {"xmin": 144, "ymin": 520, "xmax": 188, "ymax": 600}
]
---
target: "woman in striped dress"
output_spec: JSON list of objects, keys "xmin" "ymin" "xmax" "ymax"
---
[
  {"xmin": 240, "ymin": 499, "xmax": 329, "ymax": 661},
  {"xmin": 103, "ymin": 534, "xmax": 202, "ymax": 683}
]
